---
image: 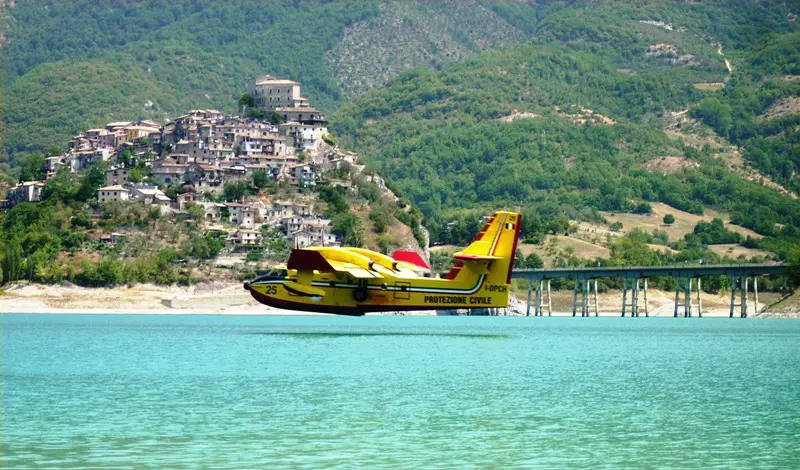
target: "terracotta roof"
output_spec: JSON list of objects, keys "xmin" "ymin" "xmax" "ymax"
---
[{"xmin": 98, "ymin": 185, "xmax": 128, "ymax": 191}]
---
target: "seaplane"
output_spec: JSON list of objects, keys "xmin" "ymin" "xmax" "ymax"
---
[{"xmin": 244, "ymin": 210, "xmax": 520, "ymax": 316}]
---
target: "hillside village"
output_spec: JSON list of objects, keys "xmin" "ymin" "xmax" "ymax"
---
[{"xmin": 2, "ymin": 76, "xmax": 371, "ymax": 251}]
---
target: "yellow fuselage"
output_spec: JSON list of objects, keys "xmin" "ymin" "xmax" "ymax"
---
[{"xmin": 247, "ymin": 271, "xmax": 509, "ymax": 315}]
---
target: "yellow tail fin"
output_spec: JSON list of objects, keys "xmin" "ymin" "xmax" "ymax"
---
[{"xmin": 446, "ymin": 211, "xmax": 521, "ymax": 285}]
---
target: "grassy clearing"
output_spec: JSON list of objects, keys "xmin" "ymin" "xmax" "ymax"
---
[
  {"xmin": 707, "ymin": 244, "xmax": 773, "ymax": 260},
  {"xmin": 602, "ymin": 202, "xmax": 762, "ymax": 242}
]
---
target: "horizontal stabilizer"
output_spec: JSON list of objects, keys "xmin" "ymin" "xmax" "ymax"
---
[
  {"xmin": 283, "ymin": 281, "xmax": 326, "ymax": 297},
  {"xmin": 453, "ymin": 253, "xmax": 501, "ymax": 261},
  {"xmin": 392, "ymin": 251, "xmax": 430, "ymax": 270}
]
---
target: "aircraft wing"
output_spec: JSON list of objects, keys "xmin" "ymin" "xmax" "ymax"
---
[
  {"xmin": 287, "ymin": 248, "xmax": 383, "ymax": 279},
  {"xmin": 326, "ymin": 260, "xmax": 380, "ymax": 279}
]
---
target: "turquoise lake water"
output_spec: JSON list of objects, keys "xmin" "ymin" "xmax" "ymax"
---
[{"xmin": 2, "ymin": 314, "xmax": 799, "ymax": 469}]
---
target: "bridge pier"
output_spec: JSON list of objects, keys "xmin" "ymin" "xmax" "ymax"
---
[
  {"xmin": 622, "ymin": 278, "xmax": 628, "ymax": 317},
  {"xmin": 572, "ymin": 280, "xmax": 579, "ymax": 317},
  {"xmin": 526, "ymin": 279, "xmax": 532, "ymax": 317},
  {"xmin": 623, "ymin": 278, "xmax": 648, "ymax": 317},
  {"xmin": 674, "ymin": 276, "xmax": 702, "ymax": 317},
  {"xmin": 643, "ymin": 279, "xmax": 649, "ymax": 317},
  {"xmin": 527, "ymin": 278, "xmax": 552, "ymax": 317},
  {"xmin": 582, "ymin": 279, "xmax": 590, "ymax": 316},
  {"xmin": 571, "ymin": 277, "xmax": 596, "ymax": 317},
  {"xmin": 696, "ymin": 278, "xmax": 702, "ymax": 317},
  {"xmin": 674, "ymin": 279, "xmax": 680, "ymax": 317},
  {"xmin": 729, "ymin": 275, "xmax": 756, "ymax": 318},
  {"xmin": 685, "ymin": 277, "xmax": 692, "ymax": 317},
  {"xmin": 741, "ymin": 277, "xmax": 749, "ymax": 318},
  {"xmin": 754, "ymin": 277, "xmax": 759, "ymax": 315}
]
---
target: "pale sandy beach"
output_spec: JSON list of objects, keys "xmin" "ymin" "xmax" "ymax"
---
[
  {"xmin": 1, "ymin": 282, "xmax": 795, "ymax": 317},
  {"xmin": 0, "ymin": 282, "xmax": 302, "ymax": 315}
]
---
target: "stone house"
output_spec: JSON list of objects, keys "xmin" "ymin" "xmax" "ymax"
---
[
  {"xmin": 280, "ymin": 122, "xmax": 328, "ymax": 152},
  {"xmin": 226, "ymin": 203, "xmax": 255, "ymax": 228},
  {"xmin": 236, "ymin": 135, "xmax": 285, "ymax": 156},
  {"xmin": 151, "ymin": 163, "xmax": 190, "ymax": 185},
  {"xmin": 275, "ymin": 107, "xmax": 326, "ymax": 124},
  {"xmin": 199, "ymin": 202, "xmax": 225, "ymax": 223},
  {"xmin": 7, "ymin": 181, "xmax": 45, "ymax": 207},
  {"xmin": 291, "ymin": 163, "xmax": 316, "ymax": 186},
  {"xmin": 281, "ymin": 216, "xmax": 305, "ymax": 234},
  {"xmin": 175, "ymin": 139, "xmax": 211, "ymax": 162},
  {"xmin": 228, "ymin": 229, "xmax": 263, "ymax": 246},
  {"xmin": 288, "ymin": 229, "xmax": 313, "ymax": 248},
  {"xmin": 106, "ymin": 167, "xmax": 130, "ymax": 186},
  {"xmin": 68, "ymin": 148, "xmax": 114, "ymax": 172},
  {"xmin": 174, "ymin": 192, "xmax": 200, "ymax": 211},
  {"xmin": 45, "ymin": 156, "xmax": 66, "ymax": 177},
  {"xmin": 131, "ymin": 187, "xmax": 171, "ymax": 209},
  {"xmin": 248, "ymin": 76, "xmax": 309, "ymax": 111},
  {"xmin": 97, "ymin": 185, "xmax": 130, "ymax": 203}
]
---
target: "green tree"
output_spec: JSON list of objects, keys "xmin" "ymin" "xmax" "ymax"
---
[
  {"xmin": 41, "ymin": 168, "xmax": 79, "ymax": 202},
  {"xmin": 19, "ymin": 153, "xmax": 46, "ymax": 181},
  {"xmin": 369, "ymin": 206, "xmax": 393, "ymax": 234},
  {"xmin": 526, "ymin": 253, "xmax": 544, "ymax": 269},
  {"xmin": 332, "ymin": 212, "xmax": 364, "ymax": 247},
  {"xmin": 663, "ymin": 214, "xmax": 675, "ymax": 225},
  {"xmin": 129, "ymin": 167, "xmax": 145, "ymax": 183},
  {"xmin": 2, "ymin": 239, "xmax": 25, "ymax": 283},
  {"xmin": 118, "ymin": 148, "xmax": 134, "ymax": 168},
  {"xmin": 77, "ymin": 161, "xmax": 109, "ymax": 201},
  {"xmin": 185, "ymin": 203, "xmax": 205, "ymax": 224},
  {"xmin": 245, "ymin": 249, "xmax": 263, "ymax": 262},
  {"xmin": 223, "ymin": 181, "xmax": 249, "ymax": 201},
  {"xmin": 252, "ymin": 170, "xmax": 270, "ymax": 189},
  {"xmin": 238, "ymin": 93, "xmax": 254, "ymax": 108},
  {"xmin": 268, "ymin": 111, "xmax": 284, "ymax": 125}
]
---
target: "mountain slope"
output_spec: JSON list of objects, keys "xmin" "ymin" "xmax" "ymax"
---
[
  {"xmin": 330, "ymin": 11, "xmax": 800, "ymax": 256},
  {"xmin": 326, "ymin": 0, "xmax": 526, "ymax": 98}
]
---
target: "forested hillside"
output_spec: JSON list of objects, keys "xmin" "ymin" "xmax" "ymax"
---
[
  {"xmin": 330, "ymin": 1, "xmax": 800, "ymax": 259},
  {"xmin": 1, "ymin": 0, "xmax": 380, "ymax": 162}
]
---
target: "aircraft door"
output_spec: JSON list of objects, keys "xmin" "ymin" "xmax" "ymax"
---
[{"xmin": 394, "ymin": 282, "xmax": 411, "ymax": 300}]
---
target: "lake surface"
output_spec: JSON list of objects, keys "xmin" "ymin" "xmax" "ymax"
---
[{"xmin": 2, "ymin": 314, "xmax": 799, "ymax": 468}]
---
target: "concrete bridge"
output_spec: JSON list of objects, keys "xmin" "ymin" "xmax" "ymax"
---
[{"xmin": 512, "ymin": 264, "xmax": 787, "ymax": 318}]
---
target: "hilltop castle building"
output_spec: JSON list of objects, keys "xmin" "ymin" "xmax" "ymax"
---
[{"xmin": 247, "ymin": 75, "xmax": 310, "ymax": 111}]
